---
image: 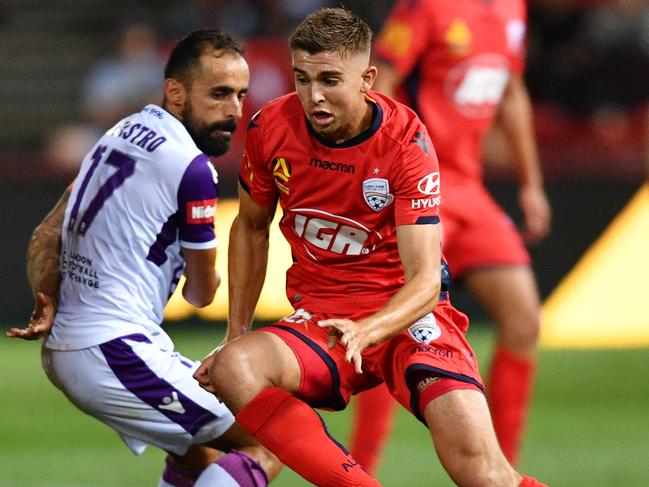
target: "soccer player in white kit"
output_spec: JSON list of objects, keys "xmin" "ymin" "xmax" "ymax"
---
[{"xmin": 7, "ymin": 29, "xmax": 280, "ymax": 487}]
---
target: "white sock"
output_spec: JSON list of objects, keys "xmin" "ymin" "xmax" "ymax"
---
[{"xmin": 194, "ymin": 463, "xmax": 240, "ymax": 487}]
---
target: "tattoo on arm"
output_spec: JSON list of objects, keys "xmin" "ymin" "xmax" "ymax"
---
[{"xmin": 26, "ymin": 189, "xmax": 70, "ymax": 299}]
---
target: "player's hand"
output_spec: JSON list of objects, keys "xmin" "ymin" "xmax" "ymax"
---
[
  {"xmin": 317, "ymin": 318, "xmax": 374, "ymax": 374},
  {"xmin": 519, "ymin": 184, "xmax": 551, "ymax": 244},
  {"xmin": 6, "ymin": 292, "xmax": 57, "ymax": 340},
  {"xmin": 194, "ymin": 329, "xmax": 246, "ymax": 394},
  {"xmin": 193, "ymin": 350, "xmax": 219, "ymax": 394}
]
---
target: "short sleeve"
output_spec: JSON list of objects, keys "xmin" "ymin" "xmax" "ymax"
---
[
  {"xmin": 177, "ymin": 154, "xmax": 219, "ymax": 249},
  {"xmin": 374, "ymin": 0, "xmax": 434, "ymax": 77},
  {"xmin": 508, "ymin": 1, "xmax": 528, "ymax": 75},
  {"xmin": 392, "ymin": 125, "xmax": 441, "ymax": 226},
  {"xmin": 238, "ymin": 111, "xmax": 278, "ymax": 207}
]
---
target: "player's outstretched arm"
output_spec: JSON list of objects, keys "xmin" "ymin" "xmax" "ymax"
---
[
  {"xmin": 180, "ymin": 247, "xmax": 219, "ymax": 308},
  {"xmin": 7, "ymin": 187, "xmax": 70, "ymax": 340},
  {"xmin": 226, "ymin": 186, "xmax": 276, "ymax": 341},
  {"xmin": 319, "ymin": 223, "xmax": 441, "ymax": 373},
  {"xmin": 497, "ymin": 74, "xmax": 551, "ymax": 243},
  {"xmin": 193, "ymin": 186, "xmax": 275, "ymax": 391}
]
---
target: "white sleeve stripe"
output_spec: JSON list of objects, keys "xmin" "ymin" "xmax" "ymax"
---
[{"xmin": 180, "ymin": 239, "xmax": 218, "ymax": 250}]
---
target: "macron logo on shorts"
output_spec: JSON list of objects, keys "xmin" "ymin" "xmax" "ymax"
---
[{"xmin": 187, "ymin": 199, "xmax": 216, "ymax": 224}]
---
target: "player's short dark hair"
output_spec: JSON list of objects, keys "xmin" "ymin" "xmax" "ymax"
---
[
  {"xmin": 164, "ymin": 29, "xmax": 244, "ymax": 85},
  {"xmin": 290, "ymin": 8, "xmax": 372, "ymax": 57}
]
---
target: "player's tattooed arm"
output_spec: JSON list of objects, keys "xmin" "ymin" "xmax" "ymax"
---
[
  {"xmin": 27, "ymin": 188, "xmax": 69, "ymax": 298},
  {"xmin": 6, "ymin": 187, "xmax": 69, "ymax": 340}
]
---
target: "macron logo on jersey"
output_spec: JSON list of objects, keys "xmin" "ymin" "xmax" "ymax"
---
[{"xmin": 187, "ymin": 199, "xmax": 216, "ymax": 224}]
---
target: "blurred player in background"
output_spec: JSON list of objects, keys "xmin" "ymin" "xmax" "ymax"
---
[
  {"xmin": 194, "ymin": 8, "xmax": 546, "ymax": 487},
  {"xmin": 349, "ymin": 0, "xmax": 552, "ymax": 470},
  {"xmin": 7, "ymin": 29, "xmax": 280, "ymax": 487}
]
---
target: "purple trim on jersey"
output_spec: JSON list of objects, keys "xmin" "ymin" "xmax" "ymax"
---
[
  {"xmin": 180, "ymin": 358, "xmax": 194, "ymax": 368},
  {"xmin": 168, "ymin": 261, "xmax": 185, "ymax": 298},
  {"xmin": 216, "ymin": 451, "xmax": 269, "ymax": 487},
  {"xmin": 98, "ymin": 334, "xmax": 219, "ymax": 435},
  {"xmin": 147, "ymin": 212, "xmax": 179, "ymax": 266},
  {"xmin": 178, "ymin": 154, "xmax": 219, "ymax": 245}
]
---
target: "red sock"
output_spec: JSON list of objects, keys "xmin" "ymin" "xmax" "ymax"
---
[
  {"xmin": 519, "ymin": 475, "xmax": 548, "ymax": 486},
  {"xmin": 487, "ymin": 347, "xmax": 536, "ymax": 465},
  {"xmin": 236, "ymin": 387, "xmax": 381, "ymax": 487},
  {"xmin": 349, "ymin": 384, "xmax": 397, "ymax": 474}
]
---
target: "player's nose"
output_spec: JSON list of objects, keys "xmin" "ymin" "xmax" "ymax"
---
[
  {"xmin": 225, "ymin": 94, "xmax": 244, "ymax": 120},
  {"xmin": 308, "ymin": 84, "xmax": 325, "ymax": 104}
]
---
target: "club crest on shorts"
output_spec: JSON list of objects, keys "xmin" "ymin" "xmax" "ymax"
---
[
  {"xmin": 363, "ymin": 178, "xmax": 394, "ymax": 211},
  {"xmin": 408, "ymin": 313, "xmax": 441, "ymax": 344}
]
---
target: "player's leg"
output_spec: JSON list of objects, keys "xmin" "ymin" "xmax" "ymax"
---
[
  {"xmin": 442, "ymin": 186, "xmax": 540, "ymax": 464},
  {"xmin": 209, "ymin": 324, "xmax": 381, "ymax": 486},
  {"xmin": 349, "ymin": 383, "xmax": 396, "ymax": 474},
  {"xmin": 160, "ymin": 423, "xmax": 279, "ymax": 487},
  {"xmin": 421, "ymin": 385, "xmax": 546, "ymax": 487},
  {"xmin": 383, "ymin": 301, "xmax": 547, "ymax": 485},
  {"xmin": 464, "ymin": 265, "xmax": 540, "ymax": 464},
  {"xmin": 42, "ymin": 336, "xmax": 275, "ymax": 487}
]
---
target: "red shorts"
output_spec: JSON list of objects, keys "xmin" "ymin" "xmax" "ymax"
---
[
  {"xmin": 440, "ymin": 182, "xmax": 530, "ymax": 278},
  {"xmin": 261, "ymin": 303, "xmax": 484, "ymax": 423}
]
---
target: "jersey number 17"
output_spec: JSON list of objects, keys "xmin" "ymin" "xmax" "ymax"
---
[{"xmin": 67, "ymin": 145, "xmax": 137, "ymax": 235}]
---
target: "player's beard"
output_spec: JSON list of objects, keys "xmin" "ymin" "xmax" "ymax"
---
[{"xmin": 182, "ymin": 103, "xmax": 237, "ymax": 157}]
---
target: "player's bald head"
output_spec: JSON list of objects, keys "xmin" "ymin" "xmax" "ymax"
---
[
  {"xmin": 290, "ymin": 8, "xmax": 373, "ymax": 64},
  {"xmin": 164, "ymin": 29, "xmax": 244, "ymax": 87}
]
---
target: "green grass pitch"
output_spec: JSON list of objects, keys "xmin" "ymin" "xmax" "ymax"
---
[{"xmin": 1, "ymin": 323, "xmax": 648, "ymax": 486}]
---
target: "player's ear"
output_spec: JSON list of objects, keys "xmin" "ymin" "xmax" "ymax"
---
[
  {"xmin": 164, "ymin": 78, "xmax": 187, "ymax": 112},
  {"xmin": 361, "ymin": 65, "xmax": 378, "ymax": 93}
]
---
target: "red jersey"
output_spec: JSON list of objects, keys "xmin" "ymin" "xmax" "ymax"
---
[
  {"xmin": 374, "ymin": 0, "xmax": 527, "ymax": 184},
  {"xmin": 240, "ymin": 92, "xmax": 442, "ymax": 316}
]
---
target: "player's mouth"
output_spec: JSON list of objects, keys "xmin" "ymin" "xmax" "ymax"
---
[
  {"xmin": 310, "ymin": 110, "xmax": 334, "ymax": 127},
  {"xmin": 210, "ymin": 129, "xmax": 232, "ymax": 139}
]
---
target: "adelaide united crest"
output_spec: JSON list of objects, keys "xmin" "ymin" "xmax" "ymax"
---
[{"xmin": 362, "ymin": 178, "xmax": 394, "ymax": 212}]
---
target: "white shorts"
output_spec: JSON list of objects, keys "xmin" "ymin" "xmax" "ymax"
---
[{"xmin": 42, "ymin": 333, "xmax": 235, "ymax": 456}]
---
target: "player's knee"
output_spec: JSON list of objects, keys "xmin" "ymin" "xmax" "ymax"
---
[
  {"xmin": 442, "ymin": 447, "xmax": 516, "ymax": 487},
  {"xmin": 209, "ymin": 341, "xmax": 249, "ymax": 385},
  {"xmin": 208, "ymin": 339, "xmax": 267, "ymax": 399},
  {"xmin": 500, "ymin": 308, "xmax": 540, "ymax": 351}
]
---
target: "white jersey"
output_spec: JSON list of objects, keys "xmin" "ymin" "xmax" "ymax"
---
[{"xmin": 46, "ymin": 105, "xmax": 219, "ymax": 350}]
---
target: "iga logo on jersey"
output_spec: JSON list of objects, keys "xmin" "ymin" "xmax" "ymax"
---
[
  {"xmin": 363, "ymin": 178, "xmax": 394, "ymax": 212},
  {"xmin": 408, "ymin": 313, "xmax": 441, "ymax": 344},
  {"xmin": 445, "ymin": 54, "xmax": 510, "ymax": 118},
  {"xmin": 292, "ymin": 208, "xmax": 379, "ymax": 256},
  {"xmin": 187, "ymin": 199, "xmax": 216, "ymax": 224}
]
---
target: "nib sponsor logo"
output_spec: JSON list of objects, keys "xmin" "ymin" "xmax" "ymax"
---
[{"xmin": 187, "ymin": 199, "xmax": 217, "ymax": 224}]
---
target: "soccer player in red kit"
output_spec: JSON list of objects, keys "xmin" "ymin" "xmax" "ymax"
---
[
  {"xmin": 348, "ymin": 0, "xmax": 552, "ymax": 470},
  {"xmin": 194, "ymin": 8, "xmax": 546, "ymax": 487}
]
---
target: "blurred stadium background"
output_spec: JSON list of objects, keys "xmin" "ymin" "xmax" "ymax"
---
[{"xmin": 1, "ymin": 0, "xmax": 648, "ymax": 486}]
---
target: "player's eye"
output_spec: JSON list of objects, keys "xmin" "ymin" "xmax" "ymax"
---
[
  {"xmin": 296, "ymin": 76, "xmax": 309, "ymax": 85},
  {"xmin": 238, "ymin": 92, "xmax": 247, "ymax": 101},
  {"xmin": 323, "ymin": 78, "xmax": 339, "ymax": 86}
]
